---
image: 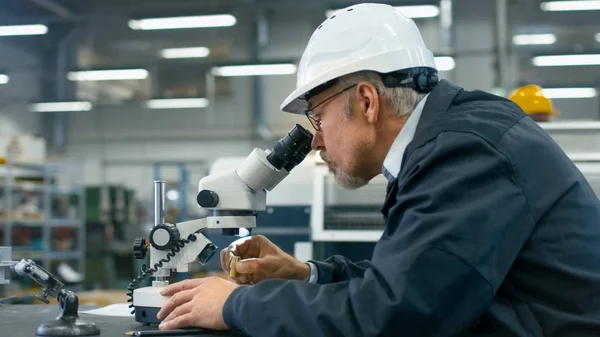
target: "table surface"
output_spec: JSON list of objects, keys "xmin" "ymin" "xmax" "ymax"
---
[{"xmin": 1, "ymin": 305, "xmax": 244, "ymax": 337}]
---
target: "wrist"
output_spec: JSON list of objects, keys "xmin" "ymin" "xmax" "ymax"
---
[{"xmin": 295, "ymin": 261, "xmax": 311, "ymax": 281}]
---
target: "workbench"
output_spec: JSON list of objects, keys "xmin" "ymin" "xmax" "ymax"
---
[{"xmin": 1, "ymin": 305, "xmax": 245, "ymax": 337}]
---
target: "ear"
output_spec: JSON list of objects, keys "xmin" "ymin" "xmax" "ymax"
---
[{"xmin": 355, "ymin": 81, "xmax": 379, "ymax": 124}]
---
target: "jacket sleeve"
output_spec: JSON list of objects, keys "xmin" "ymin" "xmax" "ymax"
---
[
  {"xmin": 222, "ymin": 132, "xmax": 535, "ymax": 337},
  {"xmin": 308, "ymin": 256, "xmax": 373, "ymax": 284}
]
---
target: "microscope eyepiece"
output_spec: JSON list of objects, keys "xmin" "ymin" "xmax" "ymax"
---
[{"xmin": 267, "ymin": 124, "xmax": 313, "ymax": 170}]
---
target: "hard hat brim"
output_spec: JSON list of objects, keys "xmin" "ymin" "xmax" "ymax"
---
[{"xmin": 281, "ymin": 49, "xmax": 436, "ymax": 114}]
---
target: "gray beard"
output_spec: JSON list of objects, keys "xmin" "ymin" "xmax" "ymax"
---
[{"xmin": 332, "ymin": 166, "xmax": 370, "ymax": 190}]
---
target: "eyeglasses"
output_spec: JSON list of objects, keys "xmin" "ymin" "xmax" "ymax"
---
[{"xmin": 304, "ymin": 84, "xmax": 357, "ymax": 132}]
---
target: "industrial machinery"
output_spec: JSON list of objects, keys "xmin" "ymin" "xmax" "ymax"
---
[
  {"xmin": 128, "ymin": 124, "xmax": 313, "ymax": 324},
  {"xmin": 0, "ymin": 246, "xmax": 11, "ymax": 286},
  {"xmin": 310, "ymin": 155, "xmax": 388, "ymax": 242}
]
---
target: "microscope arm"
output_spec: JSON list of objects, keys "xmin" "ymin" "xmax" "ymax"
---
[{"xmin": 148, "ymin": 219, "xmax": 216, "ymax": 275}]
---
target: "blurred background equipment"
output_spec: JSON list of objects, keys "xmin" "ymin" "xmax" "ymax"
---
[{"xmin": 0, "ymin": 246, "xmax": 11, "ymax": 286}]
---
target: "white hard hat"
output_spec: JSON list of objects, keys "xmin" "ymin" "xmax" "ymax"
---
[{"xmin": 281, "ymin": 3, "xmax": 437, "ymax": 114}]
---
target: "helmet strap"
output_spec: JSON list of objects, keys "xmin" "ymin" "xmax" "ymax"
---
[{"xmin": 380, "ymin": 67, "xmax": 438, "ymax": 93}]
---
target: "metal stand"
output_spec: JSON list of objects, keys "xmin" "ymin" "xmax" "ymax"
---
[
  {"xmin": 10, "ymin": 258, "xmax": 100, "ymax": 336},
  {"xmin": 36, "ymin": 289, "xmax": 100, "ymax": 336}
]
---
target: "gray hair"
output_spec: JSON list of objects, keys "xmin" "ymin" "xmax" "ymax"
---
[{"xmin": 336, "ymin": 70, "xmax": 425, "ymax": 119}]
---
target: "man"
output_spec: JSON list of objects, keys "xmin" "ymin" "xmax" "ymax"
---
[
  {"xmin": 156, "ymin": 4, "xmax": 600, "ymax": 336},
  {"xmin": 509, "ymin": 84, "xmax": 559, "ymax": 122}
]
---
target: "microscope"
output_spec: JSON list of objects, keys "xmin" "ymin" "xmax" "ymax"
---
[{"xmin": 128, "ymin": 124, "xmax": 313, "ymax": 324}]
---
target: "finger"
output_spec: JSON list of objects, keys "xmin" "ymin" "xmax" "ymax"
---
[
  {"xmin": 160, "ymin": 278, "xmax": 205, "ymax": 296},
  {"xmin": 236, "ymin": 258, "xmax": 260, "ymax": 274},
  {"xmin": 162, "ymin": 301, "xmax": 194, "ymax": 324},
  {"xmin": 228, "ymin": 236, "xmax": 257, "ymax": 257},
  {"xmin": 159, "ymin": 313, "xmax": 193, "ymax": 331},
  {"xmin": 157, "ymin": 288, "xmax": 196, "ymax": 320},
  {"xmin": 219, "ymin": 249, "xmax": 229, "ymax": 274}
]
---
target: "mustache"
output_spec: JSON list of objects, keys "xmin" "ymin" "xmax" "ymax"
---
[{"xmin": 320, "ymin": 152, "xmax": 332, "ymax": 163}]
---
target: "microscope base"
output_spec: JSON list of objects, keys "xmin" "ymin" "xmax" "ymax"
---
[
  {"xmin": 133, "ymin": 286, "xmax": 170, "ymax": 324},
  {"xmin": 134, "ymin": 306, "xmax": 162, "ymax": 324}
]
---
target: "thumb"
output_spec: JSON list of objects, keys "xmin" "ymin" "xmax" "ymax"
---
[{"xmin": 236, "ymin": 258, "xmax": 260, "ymax": 274}]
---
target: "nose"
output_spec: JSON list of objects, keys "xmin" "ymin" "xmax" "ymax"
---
[{"xmin": 311, "ymin": 131, "xmax": 323, "ymax": 151}]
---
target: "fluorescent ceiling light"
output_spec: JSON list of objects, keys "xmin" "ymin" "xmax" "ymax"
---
[
  {"xmin": 327, "ymin": 5, "xmax": 440, "ymax": 19},
  {"xmin": 29, "ymin": 101, "xmax": 92, "ymax": 112},
  {"xmin": 0, "ymin": 74, "xmax": 8, "ymax": 84},
  {"xmin": 434, "ymin": 56, "xmax": 455, "ymax": 71},
  {"xmin": 211, "ymin": 64, "xmax": 297, "ymax": 77},
  {"xmin": 129, "ymin": 14, "xmax": 236, "ymax": 30},
  {"xmin": 532, "ymin": 54, "xmax": 600, "ymax": 66},
  {"xmin": 541, "ymin": 1, "xmax": 600, "ymax": 11},
  {"xmin": 146, "ymin": 98, "xmax": 209, "ymax": 109},
  {"xmin": 160, "ymin": 47, "xmax": 210, "ymax": 59},
  {"xmin": 542, "ymin": 88, "xmax": 598, "ymax": 99},
  {"xmin": 596, "ymin": 33, "xmax": 600, "ymax": 42},
  {"xmin": 513, "ymin": 33, "xmax": 556, "ymax": 45},
  {"xmin": 67, "ymin": 69, "xmax": 149, "ymax": 81},
  {"xmin": 0, "ymin": 24, "xmax": 48, "ymax": 36}
]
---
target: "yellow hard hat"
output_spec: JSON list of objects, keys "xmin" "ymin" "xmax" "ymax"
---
[{"xmin": 508, "ymin": 85, "xmax": 559, "ymax": 115}]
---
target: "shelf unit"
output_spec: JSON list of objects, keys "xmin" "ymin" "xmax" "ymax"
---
[{"xmin": 0, "ymin": 155, "xmax": 86, "ymax": 279}]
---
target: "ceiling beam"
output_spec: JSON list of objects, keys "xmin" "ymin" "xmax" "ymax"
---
[{"xmin": 30, "ymin": 0, "xmax": 73, "ymax": 19}]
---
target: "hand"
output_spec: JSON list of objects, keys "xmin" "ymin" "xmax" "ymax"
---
[
  {"xmin": 220, "ymin": 235, "xmax": 310, "ymax": 284},
  {"xmin": 156, "ymin": 277, "xmax": 238, "ymax": 331}
]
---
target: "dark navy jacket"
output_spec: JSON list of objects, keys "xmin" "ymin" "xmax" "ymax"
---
[{"xmin": 223, "ymin": 80, "xmax": 600, "ymax": 336}]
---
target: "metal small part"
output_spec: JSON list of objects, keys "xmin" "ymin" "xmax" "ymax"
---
[
  {"xmin": 229, "ymin": 256, "xmax": 241, "ymax": 278},
  {"xmin": 149, "ymin": 223, "xmax": 180, "ymax": 250},
  {"xmin": 197, "ymin": 243, "xmax": 217, "ymax": 265},
  {"xmin": 133, "ymin": 238, "xmax": 148, "ymax": 259},
  {"xmin": 154, "ymin": 180, "xmax": 166, "ymax": 227}
]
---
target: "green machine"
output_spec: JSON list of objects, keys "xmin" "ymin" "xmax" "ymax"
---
[{"xmin": 83, "ymin": 185, "xmax": 139, "ymax": 289}]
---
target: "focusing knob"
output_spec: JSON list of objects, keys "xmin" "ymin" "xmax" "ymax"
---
[
  {"xmin": 149, "ymin": 224, "xmax": 180, "ymax": 250},
  {"xmin": 197, "ymin": 190, "xmax": 219, "ymax": 208},
  {"xmin": 197, "ymin": 243, "xmax": 218, "ymax": 265},
  {"xmin": 133, "ymin": 237, "xmax": 148, "ymax": 259}
]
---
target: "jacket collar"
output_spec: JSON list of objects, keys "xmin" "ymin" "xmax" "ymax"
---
[
  {"xmin": 413, "ymin": 80, "xmax": 463, "ymax": 136},
  {"xmin": 381, "ymin": 80, "xmax": 463, "ymax": 215}
]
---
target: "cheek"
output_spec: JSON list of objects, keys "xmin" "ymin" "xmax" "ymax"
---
[{"xmin": 324, "ymin": 126, "xmax": 362, "ymax": 168}]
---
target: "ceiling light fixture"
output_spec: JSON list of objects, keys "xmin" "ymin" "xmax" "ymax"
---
[
  {"xmin": 146, "ymin": 98, "xmax": 209, "ymax": 109},
  {"xmin": 513, "ymin": 33, "xmax": 557, "ymax": 45},
  {"xmin": 532, "ymin": 54, "xmax": 600, "ymax": 67},
  {"xmin": 67, "ymin": 69, "xmax": 149, "ymax": 81},
  {"xmin": 541, "ymin": 1, "xmax": 600, "ymax": 11},
  {"xmin": 29, "ymin": 101, "xmax": 93, "ymax": 112},
  {"xmin": 129, "ymin": 14, "xmax": 236, "ymax": 30},
  {"xmin": 0, "ymin": 24, "xmax": 48, "ymax": 36},
  {"xmin": 160, "ymin": 47, "xmax": 210, "ymax": 59},
  {"xmin": 542, "ymin": 87, "xmax": 598, "ymax": 99},
  {"xmin": 434, "ymin": 56, "xmax": 455, "ymax": 71},
  {"xmin": 211, "ymin": 64, "xmax": 297, "ymax": 77},
  {"xmin": 327, "ymin": 5, "xmax": 440, "ymax": 18}
]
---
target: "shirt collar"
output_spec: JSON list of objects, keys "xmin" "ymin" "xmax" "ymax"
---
[{"xmin": 382, "ymin": 94, "xmax": 429, "ymax": 181}]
